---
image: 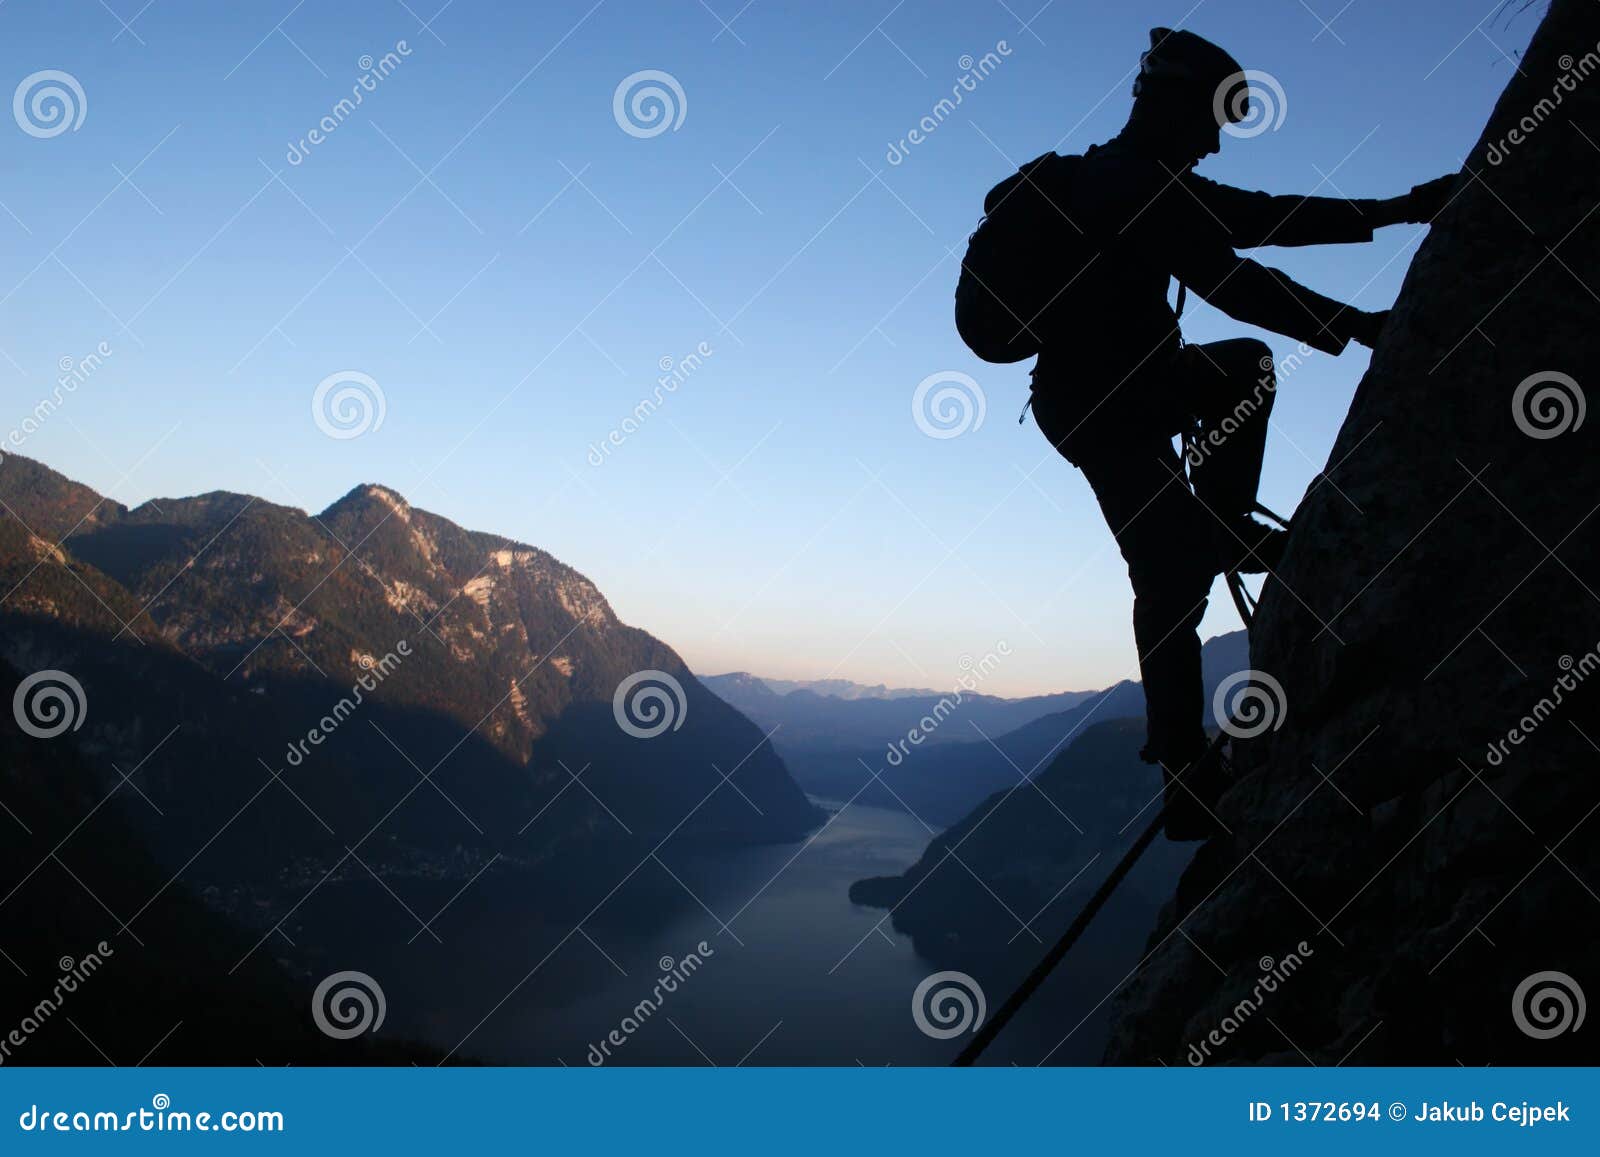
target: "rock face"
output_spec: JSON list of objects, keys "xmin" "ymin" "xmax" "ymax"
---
[{"xmin": 1105, "ymin": 0, "xmax": 1600, "ymax": 1064}]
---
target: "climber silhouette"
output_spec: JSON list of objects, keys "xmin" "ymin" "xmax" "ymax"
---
[{"xmin": 957, "ymin": 28, "xmax": 1453, "ymax": 840}]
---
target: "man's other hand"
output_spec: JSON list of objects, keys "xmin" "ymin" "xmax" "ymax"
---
[
  {"xmin": 1346, "ymin": 308, "xmax": 1389, "ymax": 349},
  {"xmin": 1403, "ymin": 175, "xmax": 1456, "ymax": 223}
]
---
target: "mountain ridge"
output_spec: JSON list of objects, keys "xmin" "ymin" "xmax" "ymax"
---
[{"xmin": 0, "ymin": 453, "xmax": 824, "ymax": 882}]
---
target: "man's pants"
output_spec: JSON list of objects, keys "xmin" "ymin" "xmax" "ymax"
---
[{"xmin": 1039, "ymin": 338, "xmax": 1277, "ymax": 761}]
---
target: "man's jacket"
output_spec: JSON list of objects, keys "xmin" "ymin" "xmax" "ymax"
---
[{"xmin": 1032, "ymin": 135, "xmax": 1382, "ymax": 420}]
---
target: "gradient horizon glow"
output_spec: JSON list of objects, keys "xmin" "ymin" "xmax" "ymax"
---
[{"xmin": 0, "ymin": 0, "xmax": 1532, "ymax": 696}]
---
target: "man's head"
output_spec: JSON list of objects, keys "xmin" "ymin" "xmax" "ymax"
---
[{"xmin": 1127, "ymin": 27, "xmax": 1247, "ymax": 170}]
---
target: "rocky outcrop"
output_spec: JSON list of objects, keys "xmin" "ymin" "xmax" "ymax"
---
[{"xmin": 1105, "ymin": 0, "xmax": 1600, "ymax": 1064}]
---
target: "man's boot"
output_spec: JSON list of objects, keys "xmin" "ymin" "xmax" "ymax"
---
[
  {"xmin": 1155, "ymin": 736, "xmax": 1231, "ymax": 841},
  {"xmin": 1214, "ymin": 516, "xmax": 1287, "ymax": 574}
]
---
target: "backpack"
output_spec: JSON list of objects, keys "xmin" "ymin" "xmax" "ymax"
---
[{"xmin": 954, "ymin": 152, "xmax": 1090, "ymax": 364}]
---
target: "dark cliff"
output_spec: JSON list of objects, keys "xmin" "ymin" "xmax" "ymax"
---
[{"xmin": 1105, "ymin": 0, "xmax": 1600, "ymax": 1064}]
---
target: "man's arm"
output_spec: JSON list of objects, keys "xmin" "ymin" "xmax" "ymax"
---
[
  {"xmin": 1135, "ymin": 178, "xmax": 1380, "ymax": 353},
  {"xmin": 1176, "ymin": 246, "xmax": 1377, "ymax": 353},
  {"xmin": 1182, "ymin": 173, "xmax": 1458, "ymax": 249}
]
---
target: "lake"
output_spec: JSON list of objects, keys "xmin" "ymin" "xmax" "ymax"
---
[{"xmin": 292, "ymin": 797, "xmax": 1170, "ymax": 1065}]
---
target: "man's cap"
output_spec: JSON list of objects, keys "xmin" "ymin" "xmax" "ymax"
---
[{"xmin": 1134, "ymin": 27, "xmax": 1247, "ymax": 122}]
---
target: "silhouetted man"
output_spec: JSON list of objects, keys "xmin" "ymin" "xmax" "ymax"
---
[{"xmin": 1026, "ymin": 29, "xmax": 1452, "ymax": 838}]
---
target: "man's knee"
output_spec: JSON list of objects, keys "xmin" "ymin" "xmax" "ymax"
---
[
  {"xmin": 1216, "ymin": 338, "xmax": 1277, "ymax": 423},
  {"xmin": 1226, "ymin": 338, "xmax": 1275, "ymax": 394},
  {"xmin": 1244, "ymin": 340, "xmax": 1276, "ymax": 397},
  {"xmin": 1131, "ymin": 573, "xmax": 1211, "ymax": 636},
  {"xmin": 1237, "ymin": 338, "xmax": 1273, "ymax": 376}
]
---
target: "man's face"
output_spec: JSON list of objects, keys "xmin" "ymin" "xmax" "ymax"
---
[
  {"xmin": 1174, "ymin": 111, "xmax": 1223, "ymax": 170},
  {"xmin": 1136, "ymin": 86, "xmax": 1225, "ymax": 171}
]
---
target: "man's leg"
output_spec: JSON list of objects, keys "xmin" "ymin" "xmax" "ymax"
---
[
  {"xmin": 1180, "ymin": 338, "xmax": 1277, "ymax": 522},
  {"xmin": 1076, "ymin": 438, "xmax": 1217, "ymax": 766}
]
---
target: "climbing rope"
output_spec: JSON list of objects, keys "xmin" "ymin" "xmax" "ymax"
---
[
  {"xmin": 952, "ymin": 801, "xmax": 1168, "ymax": 1065},
  {"xmin": 951, "ymin": 723, "xmax": 1233, "ymax": 1067}
]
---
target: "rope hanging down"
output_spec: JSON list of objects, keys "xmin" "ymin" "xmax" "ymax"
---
[{"xmin": 952, "ymin": 803, "xmax": 1167, "ymax": 1066}]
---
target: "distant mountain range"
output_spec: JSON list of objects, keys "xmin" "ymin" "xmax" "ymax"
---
[
  {"xmin": 703, "ymin": 672, "xmax": 949, "ymax": 701},
  {"xmin": 709, "ymin": 631, "xmax": 1248, "ymax": 827},
  {"xmin": 700, "ymin": 671, "xmax": 1100, "ymax": 756}
]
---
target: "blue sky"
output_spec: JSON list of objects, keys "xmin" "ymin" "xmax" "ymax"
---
[{"xmin": 0, "ymin": 0, "xmax": 1533, "ymax": 696}]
